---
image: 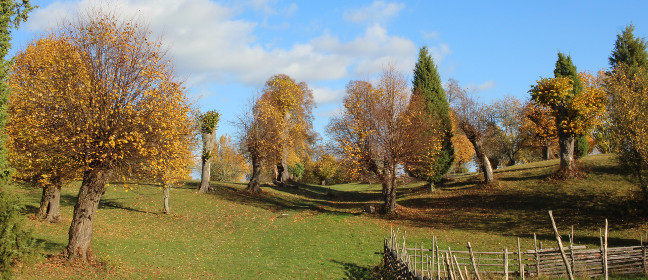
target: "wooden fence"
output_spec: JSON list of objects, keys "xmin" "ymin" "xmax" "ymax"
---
[{"xmin": 383, "ymin": 212, "xmax": 648, "ymax": 279}]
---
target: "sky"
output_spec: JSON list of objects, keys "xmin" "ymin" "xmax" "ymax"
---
[{"xmin": 8, "ymin": 0, "xmax": 648, "ymax": 142}]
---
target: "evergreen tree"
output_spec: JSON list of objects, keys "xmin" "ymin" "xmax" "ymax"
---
[
  {"xmin": 1, "ymin": 1, "xmax": 34, "ymax": 184},
  {"xmin": 609, "ymin": 24, "xmax": 648, "ymax": 70},
  {"xmin": 407, "ymin": 46, "xmax": 453, "ymax": 190}
]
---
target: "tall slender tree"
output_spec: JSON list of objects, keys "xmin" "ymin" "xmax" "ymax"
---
[{"xmin": 406, "ymin": 46, "xmax": 453, "ymax": 191}]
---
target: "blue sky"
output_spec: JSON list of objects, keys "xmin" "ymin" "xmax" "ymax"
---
[{"xmin": 9, "ymin": 0, "xmax": 648, "ymax": 142}]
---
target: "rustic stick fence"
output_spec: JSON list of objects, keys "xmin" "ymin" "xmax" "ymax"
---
[{"xmin": 383, "ymin": 211, "xmax": 648, "ymax": 279}]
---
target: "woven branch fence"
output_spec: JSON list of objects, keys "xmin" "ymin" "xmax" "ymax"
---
[{"xmin": 383, "ymin": 211, "xmax": 648, "ymax": 279}]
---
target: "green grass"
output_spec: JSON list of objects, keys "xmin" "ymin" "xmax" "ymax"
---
[{"xmin": 11, "ymin": 153, "xmax": 648, "ymax": 279}]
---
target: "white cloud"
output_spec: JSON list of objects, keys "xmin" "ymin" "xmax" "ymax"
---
[
  {"xmin": 422, "ymin": 30, "xmax": 440, "ymax": 40},
  {"xmin": 467, "ymin": 80, "xmax": 496, "ymax": 92},
  {"xmin": 26, "ymin": 0, "xmax": 427, "ymax": 90},
  {"xmin": 312, "ymin": 87, "xmax": 345, "ymax": 105},
  {"xmin": 344, "ymin": 1, "xmax": 405, "ymax": 23}
]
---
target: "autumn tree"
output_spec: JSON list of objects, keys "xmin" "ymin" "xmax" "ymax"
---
[
  {"xmin": 529, "ymin": 53, "xmax": 606, "ymax": 177},
  {"xmin": 239, "ymin": 75, "xmax": 314, "ymax": 193},
  {"xmin": 522, "ymin": 101, "xmax": 558, "ymax": 160},
  {"xmin": 606, "ymin": 25, "xmax": 648, "ymax": 199},
  {"xmin": 406, "ymin": 46, "xmax": 453, "ymax": 191},
  {"xmin": 8, "ymin": 11, "xmax": 195, "ymax": 260},
  {"xmin": 198, "ymin": 110, "xmax": 220, "ymax": 193},
  {"xmin": 447, "ymin": 79, "xmax": 495, "ymax": 184},
  {"xmin": 329, "ymin": 66, "xmax": 442, "ymax": 214},
  {"xmin": 210, "ymin": 135, "xmax": 248, "ymax": 182},
  {"xmin": 485, "ymin": 96, "xmax": 529, "ymax": 167},
  {"xmin": 312, "ymin": 154, "xmax": 338, "ymax": 186}
]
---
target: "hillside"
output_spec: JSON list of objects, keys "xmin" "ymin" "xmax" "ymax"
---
[{"xmin": 12, "ymin": 154, "xmax": 648, "ymax": 279}]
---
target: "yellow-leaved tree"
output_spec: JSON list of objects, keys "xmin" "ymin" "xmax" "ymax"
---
[
  {"xmin": 7, "ymin": 11, "xmax": 195, "ymax": 261},
  {"xmin": 529, "ymin": 52, "xmax": 606, "ymax": 177},
  {"xmin": 239, "ymin": 74, "xmax": 314, "ymax": 193}
]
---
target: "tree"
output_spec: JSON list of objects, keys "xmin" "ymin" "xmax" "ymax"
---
[
  {"xmin": 607, "ymin": 64, "xmax": 648, "ymax": 199},
  {"xmin": 447, "ymin": 79, "xmax": 495, "ymax": 184},
  {"xmin": 198, "ymin": 110, "xmax": 220, "ymax": 193},
  {"xmin": 486, "ymin": 96, "xmax": 528, "ymax": 167},
  {"xmin": 609, "ymin": 24, "xmax": 648, "ymax": 71},
  {"xmin": 522, "ymin": 101, "xmax": 558, "ymax": 160},
  {"xmin": 329, "ymin": 65, "xmax": 442, "ymax": 214},
  {"xmin": 405, "ymin": 46, "xmax": 453, "ymax": 191},
  {"xmin": 210, "ymin": 135, "xmax": 248, "ymax": 182},
  {"xmin": 312, "ymin": 154, "xmax": 338, "ymax": 186},
  {"xmin": 239, "ymin": 75, "xmax": 314, "ymax": 193},
  {"xmin": 6, "ymin": 37, "xmax": 83, "ymax": 223},
  {"xmin": 8, "ymin": 11, "xmax": 195, "ymax": 260},
  {"xmin": 1, "ymin": 0, "xmax": 34, "ymax": 185},
  {"xmin": 287, "ymin": 162, "xmax": 305, "ymax": 181},
  {"xmin": 529, "ymin": 53, "xmax": 606, "ymax": 177}
]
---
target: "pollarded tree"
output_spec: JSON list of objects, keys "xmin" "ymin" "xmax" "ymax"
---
[
  {"xmin": 530, "ymin": 53, "xmax": 606, "ymax": 177},
  {"xmin": 8, "ymin": 11, "xmax": 194, "ymax": 261},
  {"xmin": 486, "ymin": 96, "xmax": 528, "ymax": 166},
  {"xmin": 406, "ymin": 46, "xmax": 453, "ymax": 191},
  {"xmin": 198, "ymin": 110, "xmax": 220, "ymax": 193},
  {"xmin": 447, "ymin": 79, "xmax": 495, "ymax": 184},
  {"xmin": 313, "ymin": 154, "xmax": 338, "ymax": 186},
  {"xmin": 329, "ymin": 65, "xmax": 442, "ymax": 214}
]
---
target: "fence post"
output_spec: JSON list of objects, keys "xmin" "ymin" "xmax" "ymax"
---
[
  {"xmin": 548, "ymin": 210, "xmax": 574, "ymax": 280},
  {"xmin": 504, "ymin": 248, "xmax": 509, "ymax": 280},
  {"xmin": 453, "ymin": 254, "xmax": 466, "ymax": 280},
  {"xmin": 603, "ymin": 219, "xmax": 608, "ymax": 280},
  {"xmin": 467, "ymin": 242, "xmax": 481, "ymax": 280},
  {"xmin": 534, "ymin": 233, "xmax": 541, "ymax": 276},
  {"xmin": 517, "ymin": 238, "xmax": 523, "ymax": 279}
]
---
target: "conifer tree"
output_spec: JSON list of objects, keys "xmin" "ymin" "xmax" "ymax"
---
[
  {"xmin": 552, "ymin": 52, "xmax": 582, "ymax": 175},
  {"xmin": 609, "ymin": 24, "xmax": 648, "ymax": 70},
  {"xmin": 406, "ymin": 46, "xmax": 453, "ymax": 191}
]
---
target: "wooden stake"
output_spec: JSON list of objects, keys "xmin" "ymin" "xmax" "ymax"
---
[
  {"xmin": 603, "ymin": 219, "xmax": 608, "ymax": 280},
  {"xmin": 445, "ymin": 252, "xmax": 455, "ymax": 280},
  {"xmin": 534, "ymin": 233, "xmax": 540, "ymax": 276},
  {"xmin": 453, "ymin": 254, "xmax": 466, "ymax": 280},
  {"xmin": 570, "ymin": 225, "xmax": 575, "ymax": 272},
  {"xmin": 436, "ymin": 238, "xmax": 441, "ymax": 280},
  {"xmin": 548, "ymin": 210, "xmax": 574, "ymax": 280},
  {"xmin": 521, "ymin": 264, "xmax": 526, "ymax": 280},
  {"xmin": 517, "ymin": 237, "xmax": 523, "ymax": 279},
  {"xmin": 463, "ymin": 266, "xmax": 469, "ymax": 280},
  {"xmin": 431, "ymin": 236, "xmax": 436, "ymax": 278},
  {"xmin": 504, "ymin": 248, "xmax": 509, "ymax": 280},
  {"xmin": 467, "ymin": 242, "xmax": 481, "ymax": 280}
]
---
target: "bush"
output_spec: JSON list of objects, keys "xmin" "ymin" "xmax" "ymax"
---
[
  {"xmin": 575, "ymin": 134, "xmax": 589, "ymax": 158},
  {"xmin": 0, "ymin": 189, "xmax": 38, "ymax": 278}
]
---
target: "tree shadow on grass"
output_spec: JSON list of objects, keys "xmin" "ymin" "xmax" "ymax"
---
[
  {"xmin": 208, "ymin": 182, "xmax": 358, "ymax": 216},
  {"xmin": 98, "ymin": 199, "xmax": 149, "ymax": 214},
  {"xmin": 331, "ymin": 260, "xmax": 377, "ymax": 280}
]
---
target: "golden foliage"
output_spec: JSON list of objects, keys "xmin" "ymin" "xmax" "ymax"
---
[
  {"xmin": 7, "ymin": 13, "xmax": 195, "ymax": 186},
  {"xmin": 529, "ymin": 72, "xmax": 607, "ymax": 136},
  {"xmin": 210, "ymin": 135, "xmax": 249, "ymax": 182}
]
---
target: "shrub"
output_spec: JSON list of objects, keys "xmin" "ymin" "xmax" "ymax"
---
[{"xmin": 0, "ymin": 189, "xmax": 38, "ymax": 278}]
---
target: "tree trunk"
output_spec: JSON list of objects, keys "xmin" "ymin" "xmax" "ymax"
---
[
  {"xmin": 199, "ymin": 131, "xmax": 216, "ymax": 193},
  {"xmin": 39, "ymin": 182, "xmax": 62, "ymax": 223},
  {"xmin": 163, "ymin": 185, "xmax": 170, "ymax": 214},
  {"xmin": 246, "ymin": 158, "xmax": 262, "ymax": 193},
  {"xmin": 66, "ymin": 168, "xmax": 112, "ymax": 261},
  {"xmin": 321, "ymin": 179, "xmax": 325, "ymax": 186},
  {"xmin": 381, "ymin": 164, "xmax": 397, "ymax": 215},
  {"xmin": 428, "ymin": 181, "xmax": 435, "ymax": 192},
  {"xmin": 558, "ymin": 132, "xmax": 576, "ymax": 174},
  {"xmin": 542, "ymin": 144, "xmax": 553, "ymax": 160},
  {"xmin": 469, "ymin": 137, "xmax": 494, "ymax": 184}
]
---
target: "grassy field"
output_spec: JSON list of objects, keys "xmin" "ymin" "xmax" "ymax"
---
[{"xmin": 11, "ymin": 153, "xmax": 648, "ymax": 279}]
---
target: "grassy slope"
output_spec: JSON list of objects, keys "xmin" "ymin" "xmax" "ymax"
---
[{"xmin": 13, "ymin": 154, "xmax": 648, "ymax": 279}]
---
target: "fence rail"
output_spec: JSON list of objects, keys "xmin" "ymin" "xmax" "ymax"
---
[{"xmin": 383, "ymin": 212, "xmax": 648, "ymax": 279}]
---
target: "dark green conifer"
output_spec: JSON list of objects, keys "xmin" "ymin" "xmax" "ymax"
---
[{"xmin": 408, "ymin": 46, "xmax": 453, "ymax": 190}]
